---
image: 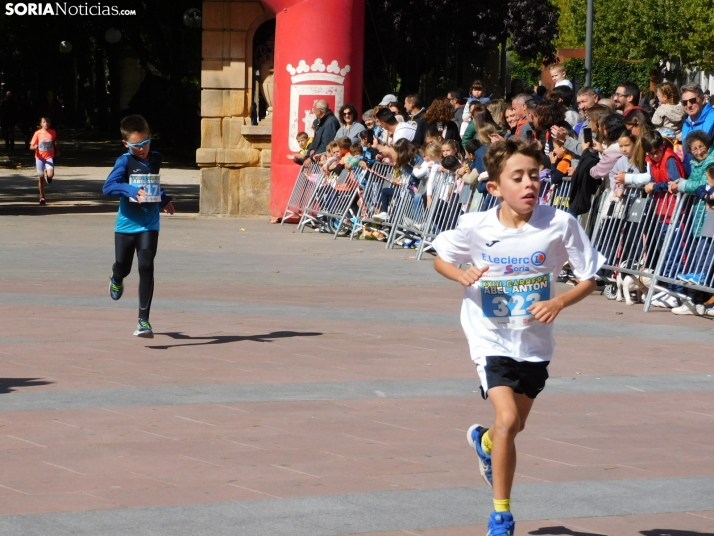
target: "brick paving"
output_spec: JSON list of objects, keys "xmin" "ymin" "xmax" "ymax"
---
[{"xmin": 0, "ymin": 212, "xmax": 713, "ymax": 535}]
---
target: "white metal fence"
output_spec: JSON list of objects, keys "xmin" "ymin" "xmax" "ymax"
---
[{"xmin": 281, "ymin": 163, "xmax": 714, "ymax": 304}]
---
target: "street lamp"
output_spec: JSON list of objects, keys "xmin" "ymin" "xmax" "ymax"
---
[{"xmin": 585, "ymin": 0, "xmax": 593, "ymax": 87}]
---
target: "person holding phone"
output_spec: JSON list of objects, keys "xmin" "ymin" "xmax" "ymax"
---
[{"xmin": 550, "ymin": 86, "xmax": 601, "ymax": 168}]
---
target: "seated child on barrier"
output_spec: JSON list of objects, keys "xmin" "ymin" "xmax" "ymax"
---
[{"xmin": 286, "ymin": 131, "xmax": 312, "ymax": 163}]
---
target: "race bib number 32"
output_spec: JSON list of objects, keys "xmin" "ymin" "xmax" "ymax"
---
[
  {"xmin": 129, "ymin": 174, "xmax": 161, "ymax": 203},
  {"xmin": 480, "ymin": 274, "xmax": 552, "ymax": 329}
]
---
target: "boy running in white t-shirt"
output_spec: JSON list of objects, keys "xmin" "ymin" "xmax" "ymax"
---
[{"xmin": 432, "ymin": 139, "xmax": 604, "ymax": 536}]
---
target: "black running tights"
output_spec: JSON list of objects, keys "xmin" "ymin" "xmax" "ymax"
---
[{"xmin": 113, "ymin": 231, "xmax": 158, "ymax": 320}]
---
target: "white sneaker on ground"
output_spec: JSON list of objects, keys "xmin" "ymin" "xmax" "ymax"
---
[
  {"xmin": 373, "ymin": 212, "xmax": 389, "ymax": 222},
  {"xmin": 651, "ymin": 292, "xmax": 679, "ymax": 309},
  {"xmin": 671, "ymin": 300, "xmax": 704, "ymax": 315}
]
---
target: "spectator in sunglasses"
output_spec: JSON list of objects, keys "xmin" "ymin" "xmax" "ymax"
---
[
  {"xmin": 680, "ymin": 83, "xmax": 714, "ymax": 144},
  {"xmin": 334, "ymin": 103, "xmax": 365, "ymax": 144}
]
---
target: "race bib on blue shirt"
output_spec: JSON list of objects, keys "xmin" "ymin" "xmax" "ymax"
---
[
  {"xmin": 479, "ymin": 273, "xmax": 552, "ymax": 329},
  {"xmin": 129, "ymin": 174, "xmax": 161, "ymax": 203}
]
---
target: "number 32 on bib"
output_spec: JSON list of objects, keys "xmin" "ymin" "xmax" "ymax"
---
[{"xmin": 479, "ymin": 274, "xmax": 552, "ymax": 329}]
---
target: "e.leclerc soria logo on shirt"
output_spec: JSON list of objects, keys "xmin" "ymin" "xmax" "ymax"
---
[{"xmin": 482, "ymin": 251, "xmax": 547, "ymax": 275}]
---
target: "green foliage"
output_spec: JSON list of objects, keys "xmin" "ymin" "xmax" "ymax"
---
[
  {"xmin": 562, "ymin": 57, "xmax": 658, "ymax": 95},
  {"xmin": 552, "ymin": 0, "xmax": 585, "ymax": 49},
  {"xmin": 554, "ymin": 0, "xmax": 714, "ymax": 70},
  {"xmin": 508, "ymin": 53, "xmax": 543, "ymax": 87}
]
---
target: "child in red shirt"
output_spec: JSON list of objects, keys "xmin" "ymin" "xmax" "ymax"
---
[{"xmin": 29, "ymin": 117, "xmax": 59, "ymax": 205}]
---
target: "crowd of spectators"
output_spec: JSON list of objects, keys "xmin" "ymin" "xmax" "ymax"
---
[{"xmin": 286, "ymin": 66, "xmax": 714, "ymax": 317}]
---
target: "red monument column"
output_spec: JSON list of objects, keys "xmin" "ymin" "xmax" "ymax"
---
[{"xmin": 261, "ymin": 0, "xmax": 365, "ymax": 218}]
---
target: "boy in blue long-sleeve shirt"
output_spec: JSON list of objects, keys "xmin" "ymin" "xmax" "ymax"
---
[{"xmin": 102, "ymin": 115, "xmax": 174, "ymax": 338}]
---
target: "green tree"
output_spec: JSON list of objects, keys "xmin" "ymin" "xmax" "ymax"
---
[
  {"xmin": 552, "ymin": 0, "xmax": 586, "ymax": 49},
  {"xmin": 553, "ymin": 0, "xmax": 714, "ymax": 68}
]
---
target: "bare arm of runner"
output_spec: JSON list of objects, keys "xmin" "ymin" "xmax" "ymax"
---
[
  {"xmin": 528, "ymin": 278, "xmax": 596, "ymax": 324},
  {"xmin": 434, "ymin": 256, "xmax": 490, "ymax": 286}
]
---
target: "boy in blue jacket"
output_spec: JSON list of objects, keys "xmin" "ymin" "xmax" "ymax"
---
[{"xmin": 102, "ymin": 115, "xmax": 174, "ymax": 338}]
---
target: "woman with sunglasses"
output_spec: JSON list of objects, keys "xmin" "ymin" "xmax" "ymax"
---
[{"xmin": 334, "ymin": 103, "xmax": 365, "ymax": 144}]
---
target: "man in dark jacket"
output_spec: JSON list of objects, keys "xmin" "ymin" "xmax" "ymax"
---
[
  {"xmin": 306, "ymin": 99, "xmax": 339, "ymax": 158},
  {"xmin": 569, "ymin": 148, "xmax": 601, "ymax": 217},
  {"xmin": 404, "ymin": 94, "xmax": 428, "ymax": 147}
]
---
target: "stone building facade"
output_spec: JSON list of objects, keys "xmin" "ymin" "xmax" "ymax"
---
[{"xmin": 197, "ymin": 0, "xmax": 274, "ymax": 216}]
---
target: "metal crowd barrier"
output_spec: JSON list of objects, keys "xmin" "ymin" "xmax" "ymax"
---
[
  {"xmin": 416, "ymin": 171, "xmax": 463, "ymax": 260},
  {"xmin": 281, "ymin": 162, "xmax": 323, "ymax": 224},
  {"xmin": 349, "ymin": 162, "xmax": 402, "ymax": 243},
  {"xmin": 548, "ymin": 178, "xmax": 573, "ymax": 212},
  {"xmin": 281, "ymin": 163, "xmax": 714, "ymax": 312},
  {"xmin": 584, "ymin": 184, "xmax": 714, "ymax": 306},
  {"xmin": 296, "ymin": 166, "xmax": 365, "ymax": 239},
  {"xmin": 386, "ymin": 172, "xmax": 432, "ymax": 250},
  {"xmin": 643, "ymin": 192, "xmax": 714, "ymax": 307}
]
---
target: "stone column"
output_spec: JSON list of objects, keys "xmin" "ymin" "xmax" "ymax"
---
[{"xmin": 198, "ymin": 0, "xmax": 272, "ymax": 216}]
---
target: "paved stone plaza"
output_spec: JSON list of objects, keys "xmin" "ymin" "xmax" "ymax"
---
[{"xmin": 1, "ymin": 193, "xmax": 714, "ymax": 533}]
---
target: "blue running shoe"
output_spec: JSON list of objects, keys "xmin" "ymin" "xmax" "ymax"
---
[
  {"xmin": 109, "ymin": 277, "xmax": 124, "ymax": 300},
  {"xmin": 487, "ymin": 511, "xmax": 515, "ymax": 536},
  {"xmin": 467, "ymin": 424, "xmax": 492, "ymax": 487},
  {"xmin": 678, "ymin": 273, "xmax": 705, "ymax": 285},
  {"xmin": 133, "ymin": 318, "xmax": 154, "ymax": 338}
]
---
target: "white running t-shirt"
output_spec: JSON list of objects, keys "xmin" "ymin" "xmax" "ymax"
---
[
  {"xmin": 433, "ymin": 204, "xmax": 604, "ymax": 364},
  {"xmin": 393, "ymin": 122, "xmax": 416, "ymax": 144}
]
